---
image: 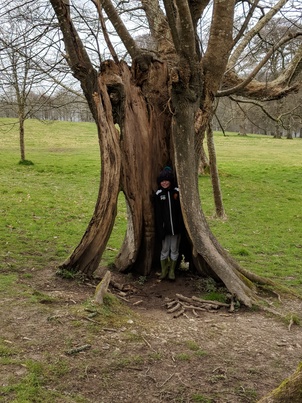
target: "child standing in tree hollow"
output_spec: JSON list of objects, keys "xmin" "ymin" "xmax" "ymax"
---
[{"xmin": 154, "ymin": 167, "xmax": 183, "ymax": 280}]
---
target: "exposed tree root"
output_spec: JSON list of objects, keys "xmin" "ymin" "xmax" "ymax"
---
[{"xmin": 164, "ymin": 293, "xmax": 233, "ymax": 318}]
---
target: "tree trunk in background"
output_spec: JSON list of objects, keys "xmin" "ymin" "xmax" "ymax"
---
[
  {"xmin": 195, "ymin": 110, "xmax": 210, "ymax": 175},
  {"xmin": 238, "ymin": 121, "xmax": 247, "ymax": 136},
  {"xmin": 274, "ymin": 124, "xmax": 282, "ymax": 138},
  {"xmin": 19, "ymin": 117, "xmax": 25, "ymax": 162},
  {"xmin": 206, "ymin": 123, "xmax": 226, "ymax": 218},
  {"xmin": 286, "ymin": 128, "xmax": 293, "ymax": 139}
]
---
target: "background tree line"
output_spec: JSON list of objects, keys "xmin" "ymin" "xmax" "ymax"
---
[
  {"xmin": 0, "ymin": 2, "xmax": 301, "ymax": 137},
  {"xmin": 1, "ymin": 90, "xmax": 301, "ymax": 138},
  {"xmin": 0, "ymin": 91, "xmax": 93, "ymax": 122}
]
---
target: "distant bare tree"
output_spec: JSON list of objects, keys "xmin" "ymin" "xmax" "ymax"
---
[{"xmin": 0, "ymin": 3, "xmax": 78, "ymax": 162}]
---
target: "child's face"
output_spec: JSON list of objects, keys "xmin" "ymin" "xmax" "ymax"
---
[{"xmin": 160, "ymin": 180, "xmax": 171, "ymax": 189}]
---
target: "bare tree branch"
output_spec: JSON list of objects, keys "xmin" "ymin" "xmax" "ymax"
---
[
  {"xmin": 140, "ymin": 0, "xmax": 175, "ymax": 55},
  {"xmin": 162, "ymin": 0, "xmax": 181, "ymax": 54},
  {"xmin": 219, "ymin": 32, "xmax": 302, "ymax": 97},
  {"xmin": 174, "ymin": 0, "xmax": 196, "ymax": 58},
  {"xmin": 203, "ymin": 0, "xmax": 236, "ymax": 93},
  {"xmin": 188, "ymin": 0, "xmax": 211, "ymax": 27},
  {"xmin": 49, "ymin": 0, "xmax": 98, "ymax": 118},
  {"xmin": 93, "ymin": 0, "xmax": 119, "ymax": 63},
  {"xmin": 233, "ymin": 0, "xmax": 260, "ymax": 47},
  {"xmin": 228, "ymin": 0, "xmax": 289, "ymax": 69},
  {"xmin": 229, "ymin": 95, "xmax": 279, "ymax": 122},
  {"xmin": 101, "ymin": 0, "xmax": 141, "ymax": 59}
]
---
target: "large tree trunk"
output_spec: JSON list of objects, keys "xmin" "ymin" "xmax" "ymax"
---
[
  {"xmin": 59, "ymin": 58, "xmax": 172, "ymax": 277},
  {"xmin": 51, "ymin": 0, "xmax": 274, "ymax": 305},
  {"xmin": 169, "ymin": 63, "xmax": 258, "ymax": 306},
  {"xmin": 102, "ymin": 60, "xmax": 172, "ymax": 274}
]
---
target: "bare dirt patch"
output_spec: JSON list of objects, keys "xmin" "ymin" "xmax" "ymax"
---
[{"xmin": 1, "ymin": 267, "xmax": 302, "ymax": 403}]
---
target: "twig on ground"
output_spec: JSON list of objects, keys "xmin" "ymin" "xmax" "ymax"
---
[
  {"xmin": 158, "ymin": 373, "xmax": 175, "ymax": 388},
  {"xmin": 288, "ymin": 315, "xmax": 294, "ymax": 331},
  {"xmin": 110, "ymin": 278, "xmax": 125, "ymax": 291},
  {"xmin": 142, "ymin": 335, "xmax": 156, "ymax": 351},
  {"xmin": 83, "ymin": 316, "xmax": 101, "ymax": 324},
  {"xmin": 167, "ymin": 302, "xmax": 181, "ymax": 313},
  {"xmin": 175, "ymin": 294, "xmax": 192, "ymax": 303},
  {"xmin": 166, "ymin": 300, "xmax": 179, "ymax": 309},
  {"xmin": 115, "ymin": 294, "xmax": 129, "ymax": 302},
  {"xmin": 144, "ymin": 367, "xmax": 157, "ymax": 383},
  {"xmin": 191, "ymin": 295, "xmax": 230, "ymax": 307},
  {"xmin": 229, "ymin": 297, "xmax": 235, "ymax": 313}
]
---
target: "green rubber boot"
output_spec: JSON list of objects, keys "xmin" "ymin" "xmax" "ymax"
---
[
  {"xmin": 168, "ymin": 259, "xmax": 177, "ymax": 280},
  {"xmin": 159, "ymin": 258, "xmax": 169, "ymax": 280}
]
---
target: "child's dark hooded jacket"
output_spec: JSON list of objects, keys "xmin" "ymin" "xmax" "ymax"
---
[{"xmin": 154, "ymin": 167, "xmax": 183, "ymax": 240}]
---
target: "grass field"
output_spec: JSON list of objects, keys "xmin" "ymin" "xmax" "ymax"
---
[
  {"xmin": 1, "ymin": 117, "xmax": 302, "ymax": 292},
  {"xmin": 1, "ymin": 117, "xmax": 302, "ymax": 403}
]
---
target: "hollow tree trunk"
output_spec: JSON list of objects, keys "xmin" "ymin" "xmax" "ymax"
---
[
  {"xmin": 98, "ymin": 61, "xmax": 172, "ymax": 275},
  {"xmin": 59, "ymin": 59, "xmax": 172, "ymax": 277},
  {"xmin": 58, "ymin": 59, "xmax": 265, "ymax": 304}
]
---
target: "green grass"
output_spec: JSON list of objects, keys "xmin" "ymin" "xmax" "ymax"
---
[
  {"xmin": 0, "ymin": 274, "xmax": 18, "ymax": 292},
  {"xmin": 0, "ymin": 118, "xmax": 126, "ymax": 274},
  {"xmin": 191, "ymin": 395, "xmax": 213, "ymax": 403},
  {"xmin": 1, "ymin": 358, "xmax": 84, "ymax": 403},
  {"xmin": 0, "ymin": 118, "xmax": 302, "ymax": 293},
  {"xmin": 199, "ymin": 132, "xmax": 302, "ymax": 291},
  {"xmin": 0, "ymin": 118, "xmax": 301, "ymax": 403}
]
